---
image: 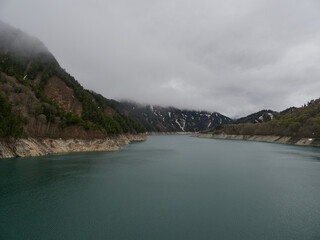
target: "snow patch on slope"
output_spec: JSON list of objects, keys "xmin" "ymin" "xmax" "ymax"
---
[
  {"xmin": 268, "ymin": 113, "xmax": 274, "ymax": 119},
  {"xmin": 175, "ymin": 119, "xmax": 185, "ymax": 131}
]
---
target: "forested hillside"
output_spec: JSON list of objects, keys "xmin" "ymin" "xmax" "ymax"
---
[
  {"xmin": 0, "ymin": 21, "xmax": 235, "ymax": 137},
  {"xmin": 114, "ymin": 101, "xmax": 233, "ymax": 132},
  {"xmin": 0, "ymin": 21, "xmax": 145, "ymax": 138},
  {"xmin": 210, "ymin": 99, "xmax": 320, "ymax": 138}
]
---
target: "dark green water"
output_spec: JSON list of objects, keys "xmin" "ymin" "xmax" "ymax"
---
[{"xmin": 1, "ymin": 135, "xmax": 320, "ymax": 240}]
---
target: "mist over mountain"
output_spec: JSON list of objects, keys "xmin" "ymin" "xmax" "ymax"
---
[
  {"xmin": 0, "ymin": 22, "xmax": 236, "ymax": 137},
  {"xmin": 115, "ymin": 101, "xmax": 233, "ymax": 132},
  {"xmin": 0, "ymin": 22, "xmax": 146, "ymax": 138},
  {"xmin": 2, "ymin": 0, "xmax": 320, "ymax": 118},
  {"xmin": 0, "ymin": 21, "xmax": 48, "ymax": 57}
]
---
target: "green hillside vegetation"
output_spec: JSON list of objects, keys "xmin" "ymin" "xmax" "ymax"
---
[
  {"xmin": 0, "ymin": 95, "xmax": 23, "ymax": 137},
  {"xmin": 211, "ymin": 99, "xmax": 320, "ymax": 138},
  {"xmin": 89, "ymin": 91, "xmax": 146, "ymax": 133},
  {"xmin": 0, "ymin": 22, "xmax": 145, "ymax": 138}
]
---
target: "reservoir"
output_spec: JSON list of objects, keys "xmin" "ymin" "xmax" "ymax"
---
[{"xmin": 1, "ymin": 135, "xmax": 320, "ymax": 239}]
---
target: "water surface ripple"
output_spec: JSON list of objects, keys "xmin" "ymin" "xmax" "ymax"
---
[{"xmin": 1, "ymin": 135, "xmax": 320, "ymax": 240}]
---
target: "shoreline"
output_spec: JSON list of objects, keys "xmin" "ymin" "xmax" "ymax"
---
[
  {"xmin": 147, "ymin": 131, "xmax": 193, "ymax": 135},
  {"xmin": 193, "ymin": 133, "xmax": 320, "ymax": 147},
  {"xmin": 0, "ymin": 134, "xmax": 147, "ymax": 159}
]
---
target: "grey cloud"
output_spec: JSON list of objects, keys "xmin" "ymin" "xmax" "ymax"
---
[
  {"xmin": 1, "ymin": 0, "xmax": 320, "ymax": 117},
  {"xmin": 0, "ymin": 21, "xmax": 48, "ymax": 56}
]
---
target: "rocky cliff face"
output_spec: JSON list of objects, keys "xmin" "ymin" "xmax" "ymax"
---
[
  {"xmin": 44, "ymin": 76, "xmax": 83, "ymax": 116},
  {"xmin": 0, "ymin": 134, "xmax": 147, "ymax": 159}
]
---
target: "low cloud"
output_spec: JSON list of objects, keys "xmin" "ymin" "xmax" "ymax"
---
[{"xmin": 1, "ymin": 0, "xmax": 320, "ymax": 117}]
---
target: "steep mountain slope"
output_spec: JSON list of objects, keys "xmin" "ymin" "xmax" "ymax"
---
[
  {"xmin": 114, "ymin": 101, "xmax": 233, "ymax": 132},
  {"xmin": 235, "ymin": 110, "xmax": 278, "ymax": 124},
  {"xmin": 0, "ymin": 21, "xmax": 146, "ymax": 138},
  {"xmin": 0, "ymin": 21, "xmax": 233, "ymax": 137},
  {"xmin": 210, "ymin": 99, "xmax": 320, "ymax": 138}
]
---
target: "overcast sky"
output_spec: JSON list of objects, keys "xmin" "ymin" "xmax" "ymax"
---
[{"xmin": 1, "ymin": 0, "xmax": 320, "ymax": 117}]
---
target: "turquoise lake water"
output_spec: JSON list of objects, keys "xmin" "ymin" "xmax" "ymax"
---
[{"xmin": 1, "ymin": 135, "xmax": 320, "ymax": 239}]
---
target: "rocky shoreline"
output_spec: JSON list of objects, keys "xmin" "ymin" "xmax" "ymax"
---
[
  {"xmin": 194, "ymin": 133, "xmax": 320, "ymax": 147},
  {"xmin": 0, "ymin": 134, "xmax": 147, "ymax": 159}
]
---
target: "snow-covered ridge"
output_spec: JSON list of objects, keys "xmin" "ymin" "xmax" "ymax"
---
[{"xmin": 120, "ymin": 102, "xmax": 233, "ymax": 132}]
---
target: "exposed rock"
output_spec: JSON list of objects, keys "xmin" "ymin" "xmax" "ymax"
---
[
  {"xmin": 0, "ymin": 134, "xmax": 147, "ymax": 159},
  {"xmin": 194, "ymin": 133, "xmax": 320, "ymax": 147},
  {"xmin": 44, "ymin": 76, "xmax": 83, "ymax": 116}
]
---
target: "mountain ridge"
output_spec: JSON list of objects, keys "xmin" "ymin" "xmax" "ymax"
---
[
  {"xmin": 206, "ymin": 99, "xmax": 320, "ymax": 138},
  {"xmin": 0, "ymin": 22, "xmax": 234, "ymax": 138},
  {"xmin": 235, "ymin": 109, "xmax": 278, "ymax": 124},
  {"xmin": 114, "ymin": 101, "xmax": 233, "ymax": 132},
  {"xmin": 0, "ymin": 21, "xmax": 146, "ymax": 138}
]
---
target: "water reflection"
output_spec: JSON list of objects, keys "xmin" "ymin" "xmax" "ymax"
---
[
  {"xmin": 1, "ymin": 136, "xmax": 320, "ymax": 240},
  {"xmin": 275, "ymin": 145, "xmax": 320, "ymax": 163},
  {"xmin": 0, "ymin": 152, "xmax": 109, "ymax": 196}
]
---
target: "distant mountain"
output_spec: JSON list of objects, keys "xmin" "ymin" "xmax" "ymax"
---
[
  {"xmin": 0, "ymin": 21, "xmax": 146, "ymax": 138},
  {"xmin": 210, "ymin": 99, "xmax": 320, "ymax": 138},
  {"xmin": 0, "ymin": 22, "xmax": 235, "ymax": 138},
  {"xmin": 279, "ymin": 107, "xmax": 298, "ymax": 115},
  {"xmin": 113, "ymin": 101, "xmax": 233, "ymax": 132},
  {"xmin": 235, "ymin": 110, "xmax": 278, "ymax": 124}
]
